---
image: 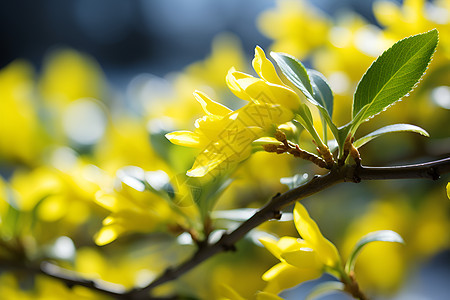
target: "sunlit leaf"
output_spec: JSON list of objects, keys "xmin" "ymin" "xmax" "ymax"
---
[
  {"xmin": 351, "ymin": 29, "xmax": 438, "ymax": 134},
  {"xmin": 271, "ymin": 52, "xmax": 338, "ymax": 143},
  {"xmin": 280, "ymin": 173, "xmax": 309, "ymax": 189},
  {"xmin": 353, "ymin": 124, "xmax": 429, "ymax": 148},
  {"xmin": 271, "ymin": 52, "xmax": 313, "ymax": 97},
  {"xmin": 308, "ymin": 69, "xmax": 333, "ymax": 118},
  {"xmin": 345, "ymin": 230, "xmax": 404, "ymax": 273}
]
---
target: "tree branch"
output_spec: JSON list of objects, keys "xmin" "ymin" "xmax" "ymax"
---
[
  {"xmin": 4, "ymin": 157, "xmax": 449, "ymax": 299},
  {"xmin": 126, "ymin": 156, "xmax": 450, "ymax": 299},
  {"xmin": 356, "ymin": 157, "xmax": 450, "ymax": 181},
  {"xmin": 0, "ymin": 259, "xmax": 177, "ymax": 300}
]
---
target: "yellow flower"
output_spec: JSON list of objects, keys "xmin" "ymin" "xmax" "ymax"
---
[
  {"xmin": 227, "ymin": 46, "xmax": 300, "ymax": 111},
  {"xmin": 260, "ymin": 202, "xmax": 340, "ymax": 294},
  {"xmin": 166, "ymin": 47, "xmax": 299, "ymax": 177}
]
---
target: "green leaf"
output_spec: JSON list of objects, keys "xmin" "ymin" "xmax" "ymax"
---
[
  {"xmin": 295, "ymin": 104, "xmax": 320, "ymax": 144},
  {"xmin": 308, "ymin": 69, "xmax": 334, "ymax": 117},
  {"xmin": 198, "ymin": 178, "xmax": 233, "ymax": 219},
  {"xmin": 351, "ymin": 29, "xmax": 438, "ymax": 134},
  {"xmin": 353, "ymin": 124, "xmax": 429, "ymax": 148},
  {"xmin": 309, "ymin": 69, "xmax": 334, "ymax": 142},
  {"xmin": 336, "ymin": 123, "xmax": 351, "ymax": 158},
  {"xmin": 345, "ymin": 230, "xmax": 404, "ymax": 274},
  {"xmin": 305, "ymin": 281, "xmax": 345, "ymax": 300},
  {"xmin": 270, "ymin": 52, "xmax": 313, "ymax": 98},
  {"xmin": 175, "ymin": 174, "xmax": 233, "ymax": 222},
  {"xmin": 271, "ymin": 52, "xmax": 339, "ymax": 144}
]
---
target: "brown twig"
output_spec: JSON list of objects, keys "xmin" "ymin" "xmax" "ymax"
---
[
  {"xmin": 264, "ymin": 130, "xmax": 330, "ymax": 169},
  {"xmin": 343, "ymin": 271, "xmax": 369, "ymax": 300}
]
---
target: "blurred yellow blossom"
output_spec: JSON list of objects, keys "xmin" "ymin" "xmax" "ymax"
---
[
  {"xmin": 258, "ymin": 0, "xmax": 330, "ymax": 58},
  {"xmin": 10, "ymin": 161, "xmax": 101, "ymax": 225},
  {"xmin": 38, "ymin": 49, "xmax": 107, "ymax": 143},
  {"xmin": 313, "ymin": 13, "xmax": 385, "ymax": 88},
  {"xmin": 374, "ymin": 0, "xmax": 450, "ymax": 59},
  {"xmin": 185, "ymin": 33, "xmax": 246, "ymax": 89},
  {"xmin": 141, "ymin": 33, "xmax": 247, "ymax": 130},
  {"xmin": 0, "ymin": 60, "xmax": 45, "ymax": 165},
  {"xmin": 94, "ymin": 180, "xmax": 175, "ymax": 246},
  {"xmin": 94, "ymin": 116, "xmax": 167, "ymax": 174},
  {"xmin": 39, "ymin": 49, "xmax": 105, "ymax": 104}
]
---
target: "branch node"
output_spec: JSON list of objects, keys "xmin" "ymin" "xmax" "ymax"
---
[
  {"xmin": 163, "ymin": 267, "xmax": 176, "ymax": 280},
  {"xmin": 272, "ymin": 211, "xmax": 282, "ymax": 220},
  {"xmin": 428, "ymin": 167, "xmax": 440, "ymax": 180},
  {"xmin": 222, "ymin": 243, "xmax": 237, "ymax": 252},
  {"xmin": 272, "ymin": 192, "xmax": 281, "ymax": 200}
]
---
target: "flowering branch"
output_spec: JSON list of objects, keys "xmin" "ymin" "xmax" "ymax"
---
[
  {"xmin": 125, "ymin": 156, "xmax": 450, "ymax": 299},
  {"xmin": 4, "ymin": 157, "xmax": 448, "ymax": 299}
]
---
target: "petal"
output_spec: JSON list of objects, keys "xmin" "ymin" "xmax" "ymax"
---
[
  {"xmin": 94, "ymin": 225, "xmax": 123, "ymax": 246},
  {"xmin": 294, "ymin": 202, "xmax": 341, "ymax": 267},
  {"xmin": 281, "ymin": 248, "xmax": 322, "ymax": 269},
  {"xmin": 194, "ymin": 115, "xmax": 229, "ymax": 138},
  {"xmin": 227, "ymin": 68, "xmax": 300, "ymax": 110},
  {"xmin": 262, "ymin": 262, "xmax": 321, "ymax": 294},
  {"xmin": 193, "ymin": 90, "xmax": 232, "ymax": 117},
  {"xmin": 260, "ymin": 236, "xmax": 307, "ymax": 260},
  {"xmin": 187, "ymin": 150, "xmax": 228, "ymax": 177},
  {"xmin": 226, "ymin": 68, "xmax": 252, "ymax": 101},
  {"xmin": 260, "ymin": 237, "xmax": 285, "ymax": 260},
  {"xmin": 234, "ymin": 102, "xmax": 294, "ymax": 129},
  {"xmin": 252, "ymin": 46, "xmax": 284, "ymax": 86},
  {"xmin": 165, "ymin": 131, "xmax": 201, "ymax": 148},
  {"xmin": 243, "ymin": 80, "xmax": 300, "ymax": 111},
  {"xmin": 95, "ymin": 191, "xmax": 118, "ymax": 212},
  {"xmin": 218, "ymin": 284, "xmax": 246, "ymax": 300}
]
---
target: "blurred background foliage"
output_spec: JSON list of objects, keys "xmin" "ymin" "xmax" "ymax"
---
[{"xmin": 0, "ymin": 0, "xmax": 449, "ymax": 299}]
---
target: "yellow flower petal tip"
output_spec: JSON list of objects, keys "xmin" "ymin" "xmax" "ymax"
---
[
  {"xmin": 165, "ymin": 131, "xmax": 200, "ymax": 148},
  {"xmin": 94, "ymin": 227, "xmax": 119, "ymax": 246},
  {"xmin": 193, "ymin": 90, "xmax": 232, "ymax": 116},
  {"xmin": 252, "ymin": 46, "xmax": 284, "ymax": 86}
]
